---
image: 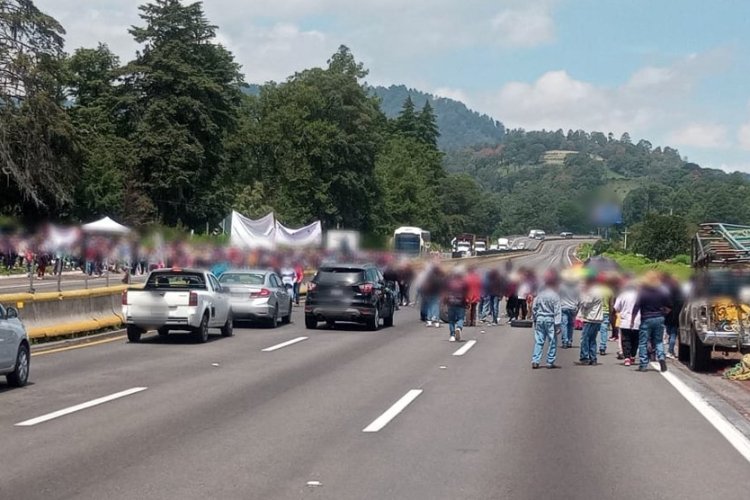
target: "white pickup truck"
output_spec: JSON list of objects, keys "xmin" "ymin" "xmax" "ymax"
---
[{"xmin": 122, "ymin": 268, "xmax": 234, "ymax": 343}]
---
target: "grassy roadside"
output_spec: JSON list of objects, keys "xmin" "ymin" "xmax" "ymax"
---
[{"xmin": 576, "ymin": 243, "xmax": 692, "ymax": 280}]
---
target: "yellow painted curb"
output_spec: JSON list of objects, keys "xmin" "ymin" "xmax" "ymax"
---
[
  {"xmin": 27, "ymin": 314, "xmax": 123, "ymax": 340},
  {"xmin": 0, "ymin": 285, "xmax": 127, "ymax": 305}
]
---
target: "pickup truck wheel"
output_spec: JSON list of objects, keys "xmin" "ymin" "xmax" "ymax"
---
[
  {"xmin": 157, "ymin": 327, "xmax": 170, "ymax": 337},
  {"xmin": 305, "ymin": 315, "xmax": 317, "ymax": 329},
  {"xmin": 689, "ymin": 327, "xmax": 711, "ymax": 372},
  {"xmin": 193, "ymin": 314, "xmax": 209, "ymax": 343},
  {"xmin": 127, "ymin": 325, "xmax": 142, "ymax": 343},
  {"xmin": 220, "ymin": 313, "xmax": 234, "ymax": 337},
  {"xmin": 282, "ymin": 300, "xmax": 292, "ymax": 325},
  {"xmin": 6, "ymin": 343, "xmax": 30, "ymax": 387},
  {"xmin": 367, "ymin": 307, "xmax": 380, "ymax": 331}
]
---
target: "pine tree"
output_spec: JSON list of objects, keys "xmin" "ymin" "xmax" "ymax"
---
[
  {"xmin": 417, "ymin": 100, "xmax": 439, "ymax": 147},
  {"xmin": 395, "ymin": 96, "xmax": 418, "ymax": 138},
  {"xmin": 0, "ymin": 0, "xmax": 77, "ymax": 216},
  {"xmin": 123, "ymin": 0, "xmax": 244, "ymax": 226}
]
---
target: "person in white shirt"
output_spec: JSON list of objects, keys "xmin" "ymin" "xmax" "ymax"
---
[{"xmin": 614, "ymin": 280, "xmax": 641, "ymax": 366}]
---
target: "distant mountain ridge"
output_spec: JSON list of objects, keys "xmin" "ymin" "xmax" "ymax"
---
[
  {"xmin": 242, "ymin": 83, "xmax": 505, "ymax": 151},
  {"xmin": 370, "ymin": 85, "xmax": 505, "ymax": 151}
]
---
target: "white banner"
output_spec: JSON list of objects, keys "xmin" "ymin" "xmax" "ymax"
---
[
  {"xmin": 229, "ymin": 211, "xmax": 322, "ymax": 249},
  {"xmin": 229, "ymin": 211, "xmax": 276, "ymax": 249},
  {"xmin": 275, "ymin": 220, "xmax": 322, "ymax": 248}
]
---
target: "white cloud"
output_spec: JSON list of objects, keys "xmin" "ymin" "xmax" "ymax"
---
[
  {"xmin": 487, "ymin": 70, "xmax": 650, "ymax": 134},
  {"xmin": 491, "ymin": 6, "xmax": 555, "ymax": 48},
  {"xmin": 231, "ymin": 23, "xmax": 334, "ymax": 83},
  {"xmin": 432, "ymin": 87, "xmax": 472, "ymax": 104},
  {"xmin": 738, "ymin": 123, "xmax": 750, "ymax": 150},
  {"xmin": 667, "ymin": 123, "xmax": 730, "ymax": 149},
  {"xmin": 34, "ymin": 0, "xmax": 561, "ymax": 87},
  {"xmin": 483, "ymin": 50, "xmax": 731, "ymax": 139}
]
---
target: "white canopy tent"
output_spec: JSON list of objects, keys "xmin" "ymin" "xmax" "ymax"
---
[{"xmin": 81, "ymin": 216, "xmax": 131, "ymax": 235}]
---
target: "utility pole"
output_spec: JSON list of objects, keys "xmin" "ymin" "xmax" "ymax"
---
[{"xmin": 622, "ymin": 228, "xmax": 630, "ymax": 250}]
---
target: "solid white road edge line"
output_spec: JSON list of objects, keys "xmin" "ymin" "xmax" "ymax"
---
[
  {"xmin": 15, "ymin": 387, "xmax": 148, "ymax": 427},
  {"xmin": 651, "ymin": 362, "xmax": 750, "ymax": 463},
  {"xmin": 453, "ymin": 340, "xmax": 477, "ymax": 356},
  {"xmin": 261, "ymin": 336, "xmax": 309, "ymax": 352},
  {"xmin": 363, "ymin": 389, "xmax": 423, "ymax": 433}
]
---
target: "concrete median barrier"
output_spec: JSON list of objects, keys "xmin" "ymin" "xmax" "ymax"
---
[{"xmin": 0, "ymin": 285, "xmax": 127, "ymax": 340}]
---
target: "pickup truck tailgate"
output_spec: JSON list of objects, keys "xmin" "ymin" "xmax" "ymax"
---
[{"xmin": 127, "ymin": 291, "xmax": 192, "ymax": 323}]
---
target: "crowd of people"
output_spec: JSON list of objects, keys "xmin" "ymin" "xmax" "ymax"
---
[{"xmin": 410, "ymin": 260, "xmax": 685, "ymax": 370}]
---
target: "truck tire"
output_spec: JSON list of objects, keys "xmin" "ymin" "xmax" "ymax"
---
[
  {"xmin": 678, "ymin": 339, "xmax": 690, "ymax": 363},
  {"xmin": 689, "ymin": 327, "xmax": 711, "ymax": 372},
  {"xmin": 127, "ymin": 325, "xmax": 142, "ymax": 343},
  {"xmin": 220, "ymin": 313, "xmax": 234, "ymax": 337},
  {"xmin": 193, "ymin": 313, "xmax": 209, "ymax": 343},
  {"xmin": 6, "ymin": 343, "xmax": 30, "ymax": 387}
]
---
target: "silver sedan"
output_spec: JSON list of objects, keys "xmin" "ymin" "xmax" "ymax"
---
[
  {"xmin": 0, "ymin": 304, "xmax": 30, "ymax": 387},
  {"xmin": 218, "ymin": 270, "xmax": 293, "ymax": 327}
]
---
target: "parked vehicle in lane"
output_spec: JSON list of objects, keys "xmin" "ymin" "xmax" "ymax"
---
[
  {"xmin": 305, "ymin": 263, "xmax": 396, "ymax": 330},
  {"xmin": 122, "ymin": 268, "xmax": 234, "ymax": 343},
  {"xmin": 0, "ymin": 304, "xmax": 30, "ymax": 387},
  {"xmin": 218, "ymin": 269, "xmax": 292, "ymax": 327},
  {"xmin": 679, "ymin": 223, "xmax": 750, "ymax": 371}
]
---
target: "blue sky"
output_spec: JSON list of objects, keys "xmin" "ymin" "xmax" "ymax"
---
[{"xmin": 37, "ymin": 0, "xmax": 750, "ymax": 171}]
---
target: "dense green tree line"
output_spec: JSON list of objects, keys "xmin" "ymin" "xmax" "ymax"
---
[
  {"xmin": 0, "ymin": 0, "xmax": 496, "ymax": 245},
  {"xmin": 444, "ymin": 128, "xmax": 750, "ymax": 239}
]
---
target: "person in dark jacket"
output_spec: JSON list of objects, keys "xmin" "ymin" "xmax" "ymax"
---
[
  {"xmin": 422, "ymin": 265, "xmax": 445, "ymax": 327},
  {"xmin": 631, "ymin": 271, "xmax": 672, "ymax": 372},
  {"xmin": 443, "ymin": 267, "xmax": 468, "ymax": 342},
  {"xmin": 486, "ymin": 268, "xmax": 505, "ymax": 325}
]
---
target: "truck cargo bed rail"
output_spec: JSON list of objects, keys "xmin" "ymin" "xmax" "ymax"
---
[{"xmin": 693, "ymin": 223, "xmax": 750, "ymax": 268}]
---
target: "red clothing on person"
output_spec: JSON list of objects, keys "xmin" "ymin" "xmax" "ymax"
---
[{"xmin": 465, "ymin": 271, "xmax": 482, "ymax": 304}]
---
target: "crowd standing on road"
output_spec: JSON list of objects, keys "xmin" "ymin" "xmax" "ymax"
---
[{"xmin": 411, "ymin": 259, "xmax": 684, "ymax": 374}]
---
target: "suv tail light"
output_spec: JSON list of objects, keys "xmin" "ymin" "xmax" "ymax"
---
[
  {"xmin": 189, "ymin": 291, "xmax": 198, "ymax": 307},
  {"xmin": 251, "ymin": 288, "xmax": 271, "ymax": 298},
  {"xmin": 122, "ymin": 290, "xmax": 128, "ymax": 305},
  {"xmin": 359, "ymin": 283, "xmax": 374, "ymax": 294}
]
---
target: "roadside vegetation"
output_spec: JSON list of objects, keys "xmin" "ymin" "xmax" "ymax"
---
[{"xmin": 3, "ymin": 0, "xmax": 749, "ymax": 248}]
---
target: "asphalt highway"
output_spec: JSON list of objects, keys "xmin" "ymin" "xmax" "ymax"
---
[{"xmin": 1, "ymin": 239, "xmax": 749, "ymax": 499}]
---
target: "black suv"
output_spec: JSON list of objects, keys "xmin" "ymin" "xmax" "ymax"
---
[{"xmin": 305, "ymin": 263, "xmax": 396, "ymax": 330}]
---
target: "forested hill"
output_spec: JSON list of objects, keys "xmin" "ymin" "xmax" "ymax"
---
[
  {"xmin": 443, "ymin": 129, "xmax": 750, "ymax": 235},
  {"xmin": 243, "ymin": 83, "xmax": 505, "ymax": 151},
  {"xmin": 370, "ymin": 85, "xmax": 505, "ymax": 150}
]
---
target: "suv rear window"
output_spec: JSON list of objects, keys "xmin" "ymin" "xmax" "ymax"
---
[
  {"xmin": 145, "ymin": 272, "xmax": 207, "ymax": 290},
  {"xmin": 316, "ymin": 267, "xmax": 366, "ymax": 285}
]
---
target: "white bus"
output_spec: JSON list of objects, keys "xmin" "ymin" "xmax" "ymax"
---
[{"xmin": 394, "ymin": 227, "xmax": 431, "ymax": 256}]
